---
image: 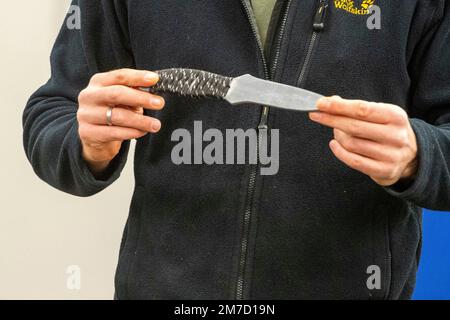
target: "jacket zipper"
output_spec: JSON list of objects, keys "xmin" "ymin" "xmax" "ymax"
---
[
  {"xmin": 270, "ymin": 0, "xmax": 294, "ymax": 80},
  {"xmin": 297, "ymin": 0, "xmax": 328, "ymax": 87},
  {"xmin": 236, "ymin": 0, "xmax": 292, "ymax": 300}
]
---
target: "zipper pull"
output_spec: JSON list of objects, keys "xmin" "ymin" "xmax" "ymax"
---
[
  {"xmin": 313, "ymin": 0, "xmax": 328, "ymax": 32},
  {"xmin": 258, "ymin": 106, "xmax": 269, "ymax": 130}
]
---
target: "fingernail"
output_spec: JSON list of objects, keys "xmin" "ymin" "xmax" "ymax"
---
[
  {"xmin": 152, "ymin": 120, "xmax": 161, "ymax": 132},
  {"xmin": 144, "ymin": 72, "xmax": 159, "ymax": 82},
  {"xmin": 330, "ymin": 140, "xmax": 338, "ymax": 149},
  {"xmin": 151, "ymin": 96, "xmax": 165, "ymax": 108}
]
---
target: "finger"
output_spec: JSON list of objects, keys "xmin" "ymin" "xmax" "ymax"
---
[
  {"xmin": 309, "ymin": 112, "xmax": 392, "ymax": 142},
  {"xmin": 329, "ymin": 139, "xmax": 390, "ymax": 179},
  {"xmin": 90, "ymin": 68, "xmax": 159, "ymax": 87},
  {"xmin": 89, "ymin": 85, "xmax": 165, "ymax": 110},
  {"xmin": 78, "ymin": 106, "xmax": 161, "ymax": 133},
  {"xmin": 333, "ymin": 129, "xmax": 400, "ymax": 162},
  {"xmin": 79, "ymin": 123, "xmax": 148, "ymax": 144},
  {"xmin": 116, "ymin": 105, "xmax": 144, "ymax": 115},
  {"xmin": 316, "ymin": 96, "xmax": 402, "ymax": 124}
]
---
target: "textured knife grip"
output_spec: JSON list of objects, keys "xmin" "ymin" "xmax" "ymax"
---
[{"xmin": 148, "ymin": 68, "xmax": 233, "ymax": 99}]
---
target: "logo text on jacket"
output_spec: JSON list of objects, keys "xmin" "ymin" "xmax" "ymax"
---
[{"xmin": 334, "ymin": 0, "xmax": 375, "ymax": 15}]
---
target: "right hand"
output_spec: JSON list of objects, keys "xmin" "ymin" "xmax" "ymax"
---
[{"xmin": 77, "ymin": 69, "xmax": 165, "ymax": 175}]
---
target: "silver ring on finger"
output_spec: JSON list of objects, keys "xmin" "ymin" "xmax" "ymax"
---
[{"xmin": 106, "ymin": 107, "xmax": 114, "ymax": 126}]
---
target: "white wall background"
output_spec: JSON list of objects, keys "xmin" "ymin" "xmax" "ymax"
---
[{"xmin": 0, "ymin": 1, "xmax": 134, "ymax": 299}]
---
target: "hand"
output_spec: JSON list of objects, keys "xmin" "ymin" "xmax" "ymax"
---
[
  {"xmin": 77, "ymin": 69, "xmax": 165, "ymax": 176},
  {"xmin": 309, "ymin": 96, "xmax": 418, "ymax": 186}
]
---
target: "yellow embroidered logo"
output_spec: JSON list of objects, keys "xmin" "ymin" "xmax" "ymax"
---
[{"xmin": 334, "ymin": 0, "xmax": 376, "ymax": 15}]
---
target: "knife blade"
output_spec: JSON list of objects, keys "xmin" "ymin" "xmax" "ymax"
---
[
  {"xmin": 143, "ymin": 69, "xmax": 322, "ymax": 112},
  {"xmin": 225, "ymin": 74, "xmax": 322, "ymax": 112}
]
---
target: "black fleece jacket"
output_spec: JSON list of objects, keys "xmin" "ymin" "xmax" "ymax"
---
[{"xmin": 23, "ymin": 0, "xmax": 450, "ymax": 299}]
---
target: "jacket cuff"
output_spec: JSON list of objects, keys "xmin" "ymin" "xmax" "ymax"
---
[
  {"xmin": 384, "ymin": 118, "xmax": 433, "ymax": 201},
  {"xmin": 70, "ymin": 124, "xmax": 130, "ymax": 193}
]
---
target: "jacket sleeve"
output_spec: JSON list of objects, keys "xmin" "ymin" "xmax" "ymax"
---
[
  {"xmin": 23, "ymin": 0, "xmax": 134, "ymax": 197},
  {"xmin": 386, "ymin": 1, "xmax": 450, "ymax": 211}
]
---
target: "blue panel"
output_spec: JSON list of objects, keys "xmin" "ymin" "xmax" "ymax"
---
[{"xmin": 413, "ymin": 210, "xmax": 450, "ymax": 300}]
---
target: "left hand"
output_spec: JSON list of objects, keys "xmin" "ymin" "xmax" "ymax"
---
[{"xmin": 309, "ymin": 96, "xmax": 419, "ymax": 186}]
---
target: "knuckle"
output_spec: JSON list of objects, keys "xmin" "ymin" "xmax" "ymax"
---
[
  {"xmin": 112, "ymin": 108, "xmax": 125, "ymax": 125},
  {"xmin": 356, "ymin": 101, "xmax": 370, "ymax": 118},
  {"xmin": 333, "ymin": 128, "xmax": 340, "ymax": 137},
  {"xmin": 78, "ymin": 88, "xmax": 91, "ymax": 104},
  {"xmin": 374, "ymin": 170, "xmax": 387, "ymax": 180},
  {"xmin": 112, "ymin": 69, "xmax": 128, "ymax": 83},
  {"xmin": 396, "ymin": 107, "xmax": 408, "ymax": 119},
  {"xmin": 89, "ymin": 73, "xmax": 102, "ymax": 85},
  {"xmin": 344, "ymin": 138, "xmax": 357, "ymax": 152},
  {"xmin": 336, "ymin": 132, "xmax": 353, "ymax": 150},
  {"xmin": 350, "ymin": 157, "xmax": 362, "ymax": 169},
  {"xmin": 398, "ymin": 148, "xmax": 409, "ymax": 161},
  {"xmin": 78, "ymin": 124, "xmax": 89, "ymax": 140},
  {"xmin": 377, "ymin": 166, "xmax": 391, "ymax": 178},
  {"xmin": 349, "ymin": 122, "xmax": 361, "ymax": 136},
  {"xmin": 333, "ymin": 129, "xmax": 343, "ymax": 142},
  {"xmin": 137, "ymin": 107, "xmax": 145, "ymax": 115},
  {"xmin": 109, "ymin": 86, "xmax": 123, "ymax": 103},
  {"xmin": 385, "ymin": 150, "xmax": 399, "ymax": 163},
  {"xmin": 394, "ymin": 131, "xmax": 409, "ymax": 147},
  {"xmin": 391, "ymin": 107, "xmax": 408, "ymax": 124},
  {"xmin": 384, "ymin": 167, "xmax": 398, "ymax": 181},
  {"xmin": 76, "ymin": 107, "xmax": 88, "ymax": 122},
  {"xmin": 400, "ymin": 148, "xmax": 413, "ymax": 163}
]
